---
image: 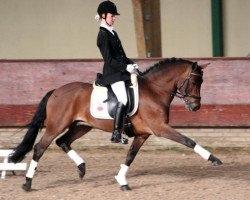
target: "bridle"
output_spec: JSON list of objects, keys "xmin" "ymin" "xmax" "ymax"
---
[{"xmin": 173, "ymin": 64, "xmax": 202, "ymax": 100}]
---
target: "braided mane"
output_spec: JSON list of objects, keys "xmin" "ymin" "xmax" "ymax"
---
[{"xmin": 141, "ymin": 57, "xmax": 194, "ymax": 76}]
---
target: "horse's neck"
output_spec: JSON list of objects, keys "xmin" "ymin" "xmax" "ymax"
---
[
  {"xmin": 146, "ymin": 63, "xmax": 187, "ymax": 88},
  {"xmin": 143, "ymin": 63, "xmax": 188, "ymax": 104}
]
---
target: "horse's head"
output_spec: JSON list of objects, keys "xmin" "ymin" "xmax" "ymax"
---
[
  {"xmin": 176, "ymin": 62, "xmax": 208, "ymax": 111},
  {"xmin": 141, "ymin": 58, "xmax": 209, "ymax": 112}
]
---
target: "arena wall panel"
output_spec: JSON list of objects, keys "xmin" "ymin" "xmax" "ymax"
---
[{"xmin": 0, "ymin": 57, "xmax": 249, "ymax": 127}]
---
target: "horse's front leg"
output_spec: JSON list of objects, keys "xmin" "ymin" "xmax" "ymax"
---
[
  {"xmin": 115, "ymin": 134, "xmax": 149, "ymax": 191},
  {"xmin": 156, "ymin": 124, "xmax": 223, "ymax": 166}
]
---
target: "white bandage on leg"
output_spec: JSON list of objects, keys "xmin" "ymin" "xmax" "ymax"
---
[
  {"xmin": 115, "ymin": 164, "xmax": 129, "ymax": 186},
  {"xmin": 194, "ymin": 144, "xmax": 211, "ymax": 160},
  {"xmin": 26, "ymin": 160, "xmax": 38, "ymax": 179},
  {"xmin": 67, "ymin": 150, "xmax": 84, "ymax": 166}
]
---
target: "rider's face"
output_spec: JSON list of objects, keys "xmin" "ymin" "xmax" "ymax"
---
[{"xmin": 102, "ymin": 13, "xmax": 116, "ymax": 26}]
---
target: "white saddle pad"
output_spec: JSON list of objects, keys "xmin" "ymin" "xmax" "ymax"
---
[{"xmin": 90, "ymin": 74, "xmax": 139, "ymax": 119}]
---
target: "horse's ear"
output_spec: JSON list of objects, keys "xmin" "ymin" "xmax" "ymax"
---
[{"xmin": 199, "ymin": 63, "xmax": 210, "ymax": 69}]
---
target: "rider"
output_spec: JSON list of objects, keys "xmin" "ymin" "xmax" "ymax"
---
[{"xmin": 95, "ymin": 1, "xmax": 139, "ymax": 144}]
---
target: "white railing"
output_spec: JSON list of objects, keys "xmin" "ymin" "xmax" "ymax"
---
[{"xmin": 0, "ymin": 149, "xmax": 27, "ymax": 179}]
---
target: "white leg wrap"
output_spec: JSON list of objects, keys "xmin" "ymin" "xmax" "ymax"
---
[
  {"xmin": 115, "ymin": 164, "xmax": 129, "ymax": 186},
  {"xmin": 67, "ymin": 150, "xmax": 84, "ymax": 166},
  {"xmin": 194, "ymin": 144, "xmax": 211, "ymax": 160},
  {"xmin": 26, "ymin": 160, "xmax": 38, "ymax": 179}
]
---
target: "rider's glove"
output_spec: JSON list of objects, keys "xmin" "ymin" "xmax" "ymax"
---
[{"xmin": 126, "ymin": 64, "xmax": 135, "ymax": 73}]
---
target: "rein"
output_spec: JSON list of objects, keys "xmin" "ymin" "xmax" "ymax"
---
[
  {"xmin": 135, "ymin": 64, "xmax": 202, "ymax": 100},
  {"xmin": 135, "ymin": 70, "xmax": 176, "ymax": 97}
]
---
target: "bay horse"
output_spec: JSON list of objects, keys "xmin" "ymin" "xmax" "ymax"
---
[{"xmin": 10, "ymin": 58, "xmax": 222, "ymax": 192}]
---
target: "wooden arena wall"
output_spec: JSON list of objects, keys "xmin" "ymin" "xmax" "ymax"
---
[{"xmin": 0, "ymin": 57, "xmax": 249, "ymax": 127}]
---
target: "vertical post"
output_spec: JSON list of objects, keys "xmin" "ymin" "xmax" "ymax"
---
[
  {"xmin": 1, "ymin": 156, "xmax": 8, "ymax": 179},
  {"xmin": 211, "ymin": 0, "xmax": 224, "ymax": 57},
  {"xmin": 142, "ymin": 0, "xmax": 162, "ymax": 57},
  {"xmin": 132, "ymin": 0, "xmax": 162, "ymax": 57},
  {"xmin": 132, "ymin": 0, "xmax": 147, "ymax": 57}
]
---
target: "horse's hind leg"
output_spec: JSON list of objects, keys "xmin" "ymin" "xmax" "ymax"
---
[
  {"xmin": 23, "ymin": 131, "xmax": 56, "ymax": 191},
  {"xmin": 158, "ymin": 126, "xmax": 222, "ymax": 166},
  {"xmin": 115, "ymin": 134, "xmax": 149, "ymax": 191},
  {"xmin": 56, "ymin": 122, "xmax": 92, "ymax": 179}
]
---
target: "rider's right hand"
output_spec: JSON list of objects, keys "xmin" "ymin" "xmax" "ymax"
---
[{"xmin": 126, "ymin": 64, "xmax": 135, "ymax": 73}]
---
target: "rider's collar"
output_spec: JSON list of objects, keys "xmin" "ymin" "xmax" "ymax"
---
[{"xmin": 100, "ymin": 23, "xmax": 114, "ymax": 35}]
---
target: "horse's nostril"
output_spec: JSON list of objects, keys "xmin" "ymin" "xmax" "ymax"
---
[
  {"xmin": 185, "ymin": 101, "xmax": 200, "ymax": 111},
  {"xmin": 193, "ymin": 105, "xmax": 200, "ymax": 111}
]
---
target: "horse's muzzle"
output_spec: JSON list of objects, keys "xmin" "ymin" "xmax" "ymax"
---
[{"xmin": 184, "ymin": 101, "xmax": 200, "ymax": 111}]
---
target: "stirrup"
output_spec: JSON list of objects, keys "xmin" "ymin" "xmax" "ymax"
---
[
  {"xmin": 120, "ymin": 137, "xmax": 128, "ymax": 144},
  {"xmin": 111, "ymin": 131, "xmax": 128, "ymax": 144},
  {"xmin": 111, "ymin": 137, "xmax": 128, "ymax": 144}
]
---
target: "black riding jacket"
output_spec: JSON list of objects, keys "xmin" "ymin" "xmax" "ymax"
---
[{"xmin": 97, "ymin": 27, "xmax": 133, "ymax": 85}]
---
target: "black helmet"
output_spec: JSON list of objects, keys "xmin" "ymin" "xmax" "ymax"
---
[{"xmin": 97, "ymin": 1, "xmax": 120, "ymax": 16}]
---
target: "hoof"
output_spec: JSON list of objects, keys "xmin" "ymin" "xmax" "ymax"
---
[
  {"xmin": 22, "ymin": 183, "xmax": 31, "ymax": 192},
  {"xmin": 212, "ymin": 159, "xmax": 223, "ymax": 166},
  {"xmin": 209, "ymin": 155, "xmax": 223, "ymax": 166},
  {"xmin": 121, "ymin": 185, "xmax": 131, "ymax": 191},
  {"xmin": 78, "ymin": 163, "xmax": 86, "ymax": 179},
  {"xmin": 22, "ymin": 177, "xmax": 32, "ymax": 192}
]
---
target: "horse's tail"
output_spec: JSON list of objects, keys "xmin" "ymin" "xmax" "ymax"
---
[{"xmin": 9, "ymin": 90, "xmax": 54, "ymax": 163}]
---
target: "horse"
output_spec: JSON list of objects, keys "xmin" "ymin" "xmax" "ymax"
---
[{"xmin": 9, "ymin": 58, "xmax": 222, "ymax": 192}]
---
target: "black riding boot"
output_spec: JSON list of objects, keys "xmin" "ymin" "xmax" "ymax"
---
[{"xmin": 111, "ymin": 102, "xmax": 128, "ymax": 144}]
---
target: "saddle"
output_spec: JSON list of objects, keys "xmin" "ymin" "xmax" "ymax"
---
[
  {"xmin": 90, "ymin": 73, "xmax": 139, "ymax": 137},
  {"xmin": 90, "ymin": 73, "xmax": 139, "ymax": 118}
]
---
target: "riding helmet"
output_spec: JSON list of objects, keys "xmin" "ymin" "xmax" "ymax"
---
[{"xmin": 97, "ymin": 1, "xmax": 120, "ymax": 16}]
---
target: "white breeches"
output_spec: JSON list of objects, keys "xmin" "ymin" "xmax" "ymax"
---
[{"xmin": 111, "ymin": 81, "xmax": 128, "ymax": 105}]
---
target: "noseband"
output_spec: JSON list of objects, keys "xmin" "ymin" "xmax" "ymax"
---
[{"xmin": 173, "ymin": 64, "xmax": 202, "ymax": 100}]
